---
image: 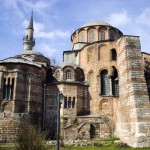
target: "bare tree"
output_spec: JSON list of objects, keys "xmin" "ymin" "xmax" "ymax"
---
[{"xmin": 50, "ymin": 56, "xmax": 60, "ymax": 67}]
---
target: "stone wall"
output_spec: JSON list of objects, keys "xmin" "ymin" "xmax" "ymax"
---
[
  {"xmin": 116, "ymin": 36, "xmax": 150, "ymax": 147},
  {"xmin": 45, "ymin": 83, "xmax": 89, "ymax": 139}
]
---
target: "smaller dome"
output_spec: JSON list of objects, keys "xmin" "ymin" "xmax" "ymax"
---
[
  {"xmin": 81, "ymin": 20, "xmax": 112, "ymax": 27},
  {"xmin": 21, "ymin": 50, "xmax": 44, "ymax": 56}
]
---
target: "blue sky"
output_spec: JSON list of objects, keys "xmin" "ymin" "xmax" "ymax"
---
[{"xmin": 0, "ymin": 0, "xmax": 150, "ymax": 62}]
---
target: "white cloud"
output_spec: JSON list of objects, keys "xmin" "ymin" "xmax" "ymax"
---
[
  {"xmin": 22, "ymin": 19, "xmax": 45, "ymax": 32},
  {"xmin": 1, "ymin": 0, "xmax": 58, "ymax": 21},
  {"xmin": 135, "ymin": 8, "xmax": 150, "ymax": 28},
  {"xmin": 2, "ymin": 0, "xmax": 56, "ymax": 10},
  {"xmin": 106, "ymin": 10, "xmax": 131, "ymax": 27},
  {"xmin": 21, "ymin": 19, "xmax": 70, "ymax": 39},
  {"xmin": 35, "ymin": 29, "xmax": 70, "ymax": 39},
  {"xmin": 37, "ymin": 43, "xmax": 57, "ymax": 58}
]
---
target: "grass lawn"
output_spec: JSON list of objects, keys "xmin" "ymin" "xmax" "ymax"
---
[
  {"xmin": 0, "ymin": 143, "xmax": 15, "ymax": 150},
  {"xmin": 50, "ymin": 145, "xmax": 150, "ymax": 150},
  {"xmin": 0, "ymin": 143, "xmax": 150, "ymax": 150}
]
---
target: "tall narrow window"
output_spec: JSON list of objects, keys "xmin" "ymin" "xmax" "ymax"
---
[
  {"xmin": 101, "ymin": 70, "xmax": 110, "ymax": 95},
  {"xmin": 80, "ymin": 32, "xmax": 84, "ymax": 42},
  {"xmin": 10, "ymin": 78, "xmax": 14, "ymax": 99},
  {"xmin": 89, "ymin": 30, "xmax": 95, "ymax": 43},
  {"xmin": 3, "ymin": 78, "xmax": 6, "ymax": 99},
  {"xmin": 7, "ymin": 78, "xmax": 10, "ymax": 99},
  {"xmin": 64, "ymin": 97, "xmax": 67, "ymax": 108},
  {"xmin": 111, "ymin": 67, "xmax": 119, "ymax": 97},
  {"xmin": 68, "ymin": 97, "xmax": 71, "ymax": 108},
  {"xmin": 111, "ymin": 49, "xmax": 117, "ymax": 60},
  {"xmin": 99, "ymin": 31, "xmax": 105, "ymax": 41},
  {"xmin": 3, "ymin": 77, "xmax": 15, "ymax": 100},
  {"xmin": 72, "ymin": 97, "xmax": 75, "ymax": 108},
  {"xmin": 66, "ymin": 70, "xmax": 71, "ymax": 80}
]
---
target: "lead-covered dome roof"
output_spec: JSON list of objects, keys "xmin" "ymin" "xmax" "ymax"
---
[
  {"xmin": 81, "ymin": 21, "xmax": 112, "ymax": 27},
  {"xmin": 21, "ymin": 50, "xmax": 44, "ymax": 56}
]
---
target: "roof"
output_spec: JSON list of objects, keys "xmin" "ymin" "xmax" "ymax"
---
[
  {"xmin": 81, "ymin": 20, "xmax": 112, "ymax": 27},
  {"xmin": 27, "ymin": 14, "xmax": 33, "ymax": 29},
  {"xmin": 0, "ymin": 57, "xmax": 42, "ymax": 68},
  {"xmin": 21, "ymin": 50, "xmax": 44, "ymax": 56}
]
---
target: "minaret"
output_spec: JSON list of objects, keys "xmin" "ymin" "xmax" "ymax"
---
[{"xmin": 23, "ymin": 12, "xmax": 35, "ymax": 50}]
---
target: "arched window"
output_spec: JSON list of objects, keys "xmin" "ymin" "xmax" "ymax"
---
[
  {"xmin": 80, "ymin": 32, "xmax": 84, "ymax": 42},
  {"xmin": 75, "ymin": 68, "xmax": 85, "ymax": 81},
  {"xmin": 101, "ymin": 70, "xmax": 110, "ymax": 95},
  {"xmin": 3, "ymin": 77, "xmax": 15, "ymax": 100},
  {"xmin": 66, "ymin": 70, "xmax": 72, "ymax": 80},
  {"xmin": 111, "ymin": 67, "xmax": 119, "ymax": 97},
  {"xmin": 111, "ymin": 49, "xmax": 117, "ymax": 60},
  {"xmin": 99, "ymin": 31, "xmax": 105, "ymax": 41},
  {"xmin": 89, "ymin": 30, "xmax": 95, "ymax": 43}
]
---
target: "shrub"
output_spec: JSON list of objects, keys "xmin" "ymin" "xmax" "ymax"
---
[
  {"xmin": 15, "ymin": 123, "xmax": 49, "ymax": 150},
  {"xmin": 115, "ymin": 142, "xmax": 129, "ymax": 148}
]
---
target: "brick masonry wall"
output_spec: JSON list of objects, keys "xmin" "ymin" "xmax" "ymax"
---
[
  {"xmin": 79, "ymin": 42, "xmax": 119, "ymax": 115},
  {"xmin": 116, "ymin": 36, "xmax": 150, "ymax": 147},
  {"xmin": 45, "ymin": 83, "xmax": 89, "ymax": 138}
]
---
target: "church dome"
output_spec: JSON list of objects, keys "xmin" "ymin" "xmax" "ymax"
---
[
  {"xmin": 71, "ymin": 20, "xmax": 123, "ymax": 45},
  {"xmin": 81, "ymin": 20, "xmax": 112, "ymax": 27}
]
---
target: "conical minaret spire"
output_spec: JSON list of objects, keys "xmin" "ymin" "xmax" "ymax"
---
[
  {"xmin": 23, "ymin": 12, "xmax": 35, "ymax": 50},
  {"xmin": 27, "ymin": 11, "xmax": 33, "ymax": 29}
]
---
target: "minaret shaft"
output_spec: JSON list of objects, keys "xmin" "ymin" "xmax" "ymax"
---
[{"xmin": 23, "ymin": 13, "xmax": 35, "ymax": 50}]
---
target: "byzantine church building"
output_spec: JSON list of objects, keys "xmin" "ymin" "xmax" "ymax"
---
[{"xmin": 0, "ymin": 15, "xmax": 150, "ymax": 147}]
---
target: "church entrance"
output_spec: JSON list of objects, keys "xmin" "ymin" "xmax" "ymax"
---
[{"xmin": 90, "ymin": 124, "xmax": 96, "ymax": 138}]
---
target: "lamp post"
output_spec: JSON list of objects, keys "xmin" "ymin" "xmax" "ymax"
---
[{"xmin": 56, "ymin": 91, "xmax": 63, "ymax": 150}]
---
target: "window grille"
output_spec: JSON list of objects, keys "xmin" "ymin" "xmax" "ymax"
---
[
  {"xmin": 101, "ymin": 70, "xmax": 110, "ymax": 95},
  {"xmin": 89, "ymin": 30, "xmax": 95, "ymax": 43},
  {"xmin": 99, "ymin": 31, "xmax": 105, "ymax": 41},
  {"xmin": 80, "ymin": 32, "xmax": 84, "ymax": 42},
  {"xmin": 66, "ymin": 70, "xmax": 71, "ymax": 80}
]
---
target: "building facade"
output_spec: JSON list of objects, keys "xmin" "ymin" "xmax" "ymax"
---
[{"xmin": 0, "ymin": 17, "xmax": 150, "ymax": 147}]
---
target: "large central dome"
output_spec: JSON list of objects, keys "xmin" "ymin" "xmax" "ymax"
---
[{"xmin": 81, "ymin": 20, "xmax": 112, "ymax": 27}]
